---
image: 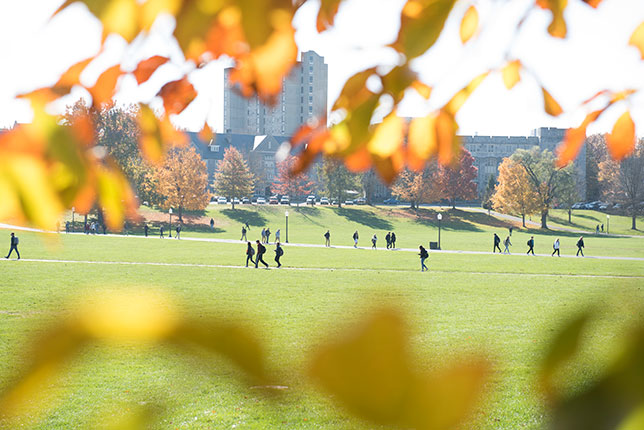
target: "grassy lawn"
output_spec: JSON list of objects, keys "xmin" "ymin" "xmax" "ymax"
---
[
  {"xmin": 548, "ymin": 209, "xmax": 643, "ymax": 235},
  {"xmin": 1, "ymin": 228, "xmax": 643, "ymax": 429},
  {"xmin": 104, "ymin": 205, "xmax": 644, "ymax": 258}
]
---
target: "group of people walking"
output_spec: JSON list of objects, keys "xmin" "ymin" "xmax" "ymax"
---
[
  {"xmin": 493, "ymin": 233, "xmax": 586, "ymax": 257},
  {"xmin": 245, "ymin": 240, "xmax": 283, "ymax": 268}
]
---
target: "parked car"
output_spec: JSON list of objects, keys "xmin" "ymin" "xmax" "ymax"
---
[
  {"xmin": 233, "ymin": 197, "xmax": 240, "ymax": 204},
  {"xmin": 344, "ymin": 200, "xmax": 354, "ymax": 205},
  {"xmin": 256, "ymin": 197, "xmax": 267, "ymax": 205},
  {"xmin": 383, "ymin": 198, "xmax": 399, "ymax": 205},
  {"xmin": 319, "ymin": 197, "xmax": 330, "ymax": 205},
  {"xmin": 599, "ymin": 203, "xmax": 610, "ymax": 210},
  {"xmin": 280, "ymin": 196, "xmax": 290, "ymax": 205},
  {"xmin": 355, "ymin": 197, "xmax": 367, "ymax": 205},
  {"xmin": 269, "ymin": 196, "xmax": 279, "ymax": 204},
  {"xmin": 306, "ymin": 195, "xmax": 316, "ymax": 205},
  {"xmin": 242, "ymin": 197, "xmax": 251, "ymax": 204},
  {"xmin": 217, "ymin": 197, "xmax": 227, "ymax": 204},
  {"xmin": 572, "ymin": 202, "xmax": 584, "ymax": 209}
]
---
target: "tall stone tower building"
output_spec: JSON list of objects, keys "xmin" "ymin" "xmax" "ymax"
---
[{"xmin": 223, "ymin": 51, "xmax": 328, "ymax": 136}]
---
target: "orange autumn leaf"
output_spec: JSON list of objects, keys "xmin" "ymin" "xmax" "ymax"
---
[
  {"xmin": 628, "ymin": 22, "xmax": 644, "ymax": 60},
  {"xmin": 460, "ymin": 5, "xmax": 479, "ymax": 44},
  {"xmin": 582, "ymin": 0, "xmax": 603, "ymax": 7},
  {"xmin": 436, "ymin": 110, "xmax": 460, "ymax": 165},
  {"xmin": 444, "ymin": 72, "xmax": 488, "ymax": 116},
  {"xmin": 158, "ymin": 77, "xmax": 197, "ymax": 115},
  {"xmin": 317, "ymin": 0, "xmax": 343, "ymax": 32},
  {"xmin": 54, "ymin": 56, "xmax": 94, "ymax": 90},
  {"xmin": 204, "ymin": 6, "xmax": 246, "ymax": 59},
  {"xmin": 89, "ymin": 65, "xmax": 122, "ymax": 108},
  {"xmin": 502, "ymin": 60, "xmax": 521, "ymax": 90},
  {"xmin": 542, "ymin": 87, "xmax": 563, "ymax": 116},
  {"xmin": 133, "ymin": 56, "xmax": 169, "ymax": 85},
  {"xmin": 411, "ymin": 80, "xmax": 432, "ymax": 99},
  {"xmin": 606, "ymin": 111, "xmax": 636, "ymax": 160},
  {"xmin": 536, "ymin": 0, "xmax": 568, "ymax": 38},
  {"xmin": 556, "ymin": 110, "xmax": 602, "ymax": 167},
  {"xmin": 407, "ymin": 113, "xmax": 438, "ymax": 171},
  {"xmin": 198, "ymin": 125, "xmax": 214, "ymax": 143},
  {"xmin": 372, "ymin": 151, "xmax": 405, "ymax": 184},
  {"xmin": 344, "ymin": 148, "xmax": 372, "ymax": 172}
]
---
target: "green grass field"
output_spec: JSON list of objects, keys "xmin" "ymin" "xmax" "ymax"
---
[{"xmin": 2, "ymin": 206, "xmax": 643, "ymax": 429}]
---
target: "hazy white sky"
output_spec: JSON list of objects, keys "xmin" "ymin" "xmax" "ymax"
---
[{"xmin": 1, "ymin": 0, "xmax": 643, "ymax": 137}]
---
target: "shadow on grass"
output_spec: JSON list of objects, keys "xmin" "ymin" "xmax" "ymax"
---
[
  {"xmin": 333, "ymin": 207, "xmax": 393, "ymax": 230},
  {"xmin": 294, "ymin": 206, "xmax": 324, "ymax": 227},
  {"xmin": 221, "ymin": 209, "xmax": 267, "ymax": 227},
  {"xmin": 409, "ymin": 208, "xmax": 514, "ymax": 232}
]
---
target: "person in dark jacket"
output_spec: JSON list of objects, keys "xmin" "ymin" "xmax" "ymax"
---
[
  {"xmin": 385, "ymin": 232, "xmax": 391, "ymax": 249},
  {"xmin": 144, "ymin": 224, "xmax": 149, "ymax": 237},
  {"xmin": 527, "ymin": 236, "xmax": 535, "ymax": 255},
  {"xmin": 255, "ymin": 240, "xmax": 269, "ymax": 268},
  {"xmin": 353, "ymin": 231, "xmax": 359, "ymax": 248},
  {"xmin": 324, "ymin": 230, "xmax": 330, "ymax": 247},
  {"xmin": 391, "ymin": 232, "xmax": 396, "ymax": 248},
  {"xmin": 5, "ymin": 232, "xmax": 20, "ymax": 260},
  {"xmin": 419, "ymin": 245, "xmax": 428, "ymax": 271},
  {"xmin": 493, "ymin": 233, "xmax": 502, "ymax": 253},
  {"xmin": 159, "ymin": 226, "xmax": 164, "ymax": 238},
  {"xmin": 245, "ymin": 242, "xmax": 255, "ymax": 267},
  {"xmin": 175, "ymin": 225, "xmax": 181, "ymax": 239},
  {"xmin": 576, "ymin": 236, "xmax": 585, "ymax": 256},
  {"xmin": 274, "ymin": 243, "xmax": 284, "ymax": 268}
]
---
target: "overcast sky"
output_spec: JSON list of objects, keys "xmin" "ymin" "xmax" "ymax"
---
[{"xmin": 1, "ymin": 0, "xmax": 643, "ymax": 137}]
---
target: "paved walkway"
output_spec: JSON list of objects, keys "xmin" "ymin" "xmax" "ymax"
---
[
  {"xmin": 2, "ymin": 223, "xmax": 643, "ymax": 262},
  {"xmin": 2, "ymin": 258, "xmax": 642, "ymax": 279}
]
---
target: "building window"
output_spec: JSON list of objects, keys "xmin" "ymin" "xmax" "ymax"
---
[
  {"xmin": 309, "ymin": 56, "xmax": 313, "ymax": 63},
  {"xmin": 309, "ymin": 86, "xmax": 313, "ymax": 92},
  {"xmin": 309, "ymin": 76, "xmax": 313, "ymax": 83},
  {"xmin": 309, "ymin": 95, "xmax": 313, "ymax": 102},
  {"xmin": 309, "ymin": 106, "xmax": 313, "ymax": 113},
  {"xmin": 210, "ymin": 145, "xmax": 220, "ymax": 152}
]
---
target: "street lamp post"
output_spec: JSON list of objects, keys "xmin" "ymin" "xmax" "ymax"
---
[
  {"xmin": 285, "ymin": 210, "xmax": 289, "ymax": 243},
  {"xmin": 607, "ymin": 214, "xmax": 610, "ymax": 234},
  {"xmin": 437, "ymin": 213, "xmax": 442, "ymax": 250},
  {"xmin": 168, "ymin": 208, "xmax": 173, "ymax": 238},
  {"xmin": 71, "ymin": 207, "xmax": 75, "ymax": 232}
]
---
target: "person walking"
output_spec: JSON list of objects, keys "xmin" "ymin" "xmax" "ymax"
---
[
  {"xmin": 391, "ymin": 232, "xmax": 396, "ymax": 248},
  {"xmin": 527, "ymin": 236, "xmax": 535, "ymax": 255},
  {"xmin": 419, "ymin": 245, "xmax": 428, "ymax": 271},
  {"xmin": 493, "ymin": 233, "xmax": 502, "ymax": 253},
  {"xmin": 265, "ymin": 228, "xmax": 271, "ymax": 244},
  {"xmin": 509, "ymin": 226, "xmax": 513, "ymax": 237},
  {"xmin": 274, "ymin": 242, "xmax": 284, "ymax": 268},
  {"xmin": 245, "ymin": 242, "xmax": 255, "ymax": 267},
  {"xmin": 324, "ymin": 230, "xmax": 330, "ymax": 247},
  {"xmin": 144, "ymin": 224, "xmax": 149, "ymax": 237},
  {"xmin": 353, "ymin": 231, "xmax": 359, "ymax": 248},
  {"xmin": 275, "ymin": 229, "xmax": 281, "ymax": 243},
  {"xmin": 601, "ymin": 223, "xmax": 604, "ymax": 233},
  {"xmin": 159, "ymin": 226, "xmax": 164, "ymax": 238},
  {"xmin": 65, "ymin": 221, "xmax": 70, "ymax": 233},
  {"xmin": 5, "ymin": 233, "xmax": 20, "ymax": 260},
  {"xmin": 385, "ymin": 232, "xmax": 391, "ymax": 249},
  {"xmin": 595, "ymin": 224, "xmax": 600, "ymax": 234},
  {"xmin": 261, "ymin": 228, "xmax": 266, "ymax": 244},
  {"xmin": 576, "ymin": 236, "xmax": 585, "ymax": 257},
  {"xmin": 210, "ymin": 218, "xmax": 215, "ymax": 230},
  {"xmin": 241, "ymin": 226, "xmax": 247, "ymax": 241},
  {"xmin": 255, "ymin": 240, "xmax": 269, "ymax": 268},
  {"xmin": 175, "ymin": 224, "xmax": 181, "ymax": 239},
  {"xmin": 552, "ymin": 238, "xmax": 560, "ymax": 256},
  {"xmin": 503, "ymin": 236, "xmax": 512, "ymax": 254},
  {"xmin": 371, "ymin": 233, "xmax": 377, "ymax": 249}
]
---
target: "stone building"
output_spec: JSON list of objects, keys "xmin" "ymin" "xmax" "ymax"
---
[
  {"xmin": 462, "ymin": 127, "xmax": 586, "ymax": 199},
  {"xmin": 223, "ymin": 50, "xmax": 328, "ymax": 136}
]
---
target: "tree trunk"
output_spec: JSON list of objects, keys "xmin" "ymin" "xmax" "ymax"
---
[
  {"xmin": 633, "ymin": 214, "xmax": 637, "ymax": 230},
  {"xmin": 179, "ymin": 206, "xmax": 183, "ymax": 222},
  {"xmin": 452, "ymin": 198, "xmax": 456, "ymax": 210},
  {"xmin": 541, "ymin": 210, "xmax": 548, "ymax": 229},
  {"xmin": 522, "ymin": 214, "xmax": 525, "ymax": 228},
  {"xmin": 232, "ymin": 200, "xmax": 235, "ymax": 210},
  {"xmin": 568, "ymin": 209, "xmax": 571, "ymax": 224}
]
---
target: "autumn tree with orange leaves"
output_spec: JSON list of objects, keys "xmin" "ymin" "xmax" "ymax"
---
[
  {"xmin": 492, "ymin": 158, "xmax": 540, "ymax": 228},
  {"xmin": 436, "ymin": 149, "xmax": 478, "ymax": 209},
  {"xmin": 154, "ymin": 146, "xmax": 211, "ymax": 222},
  {"xmin": 272, "ymin": 156, "xmax": 314, "ymax": 202},
  {"xmin": 213, "ymin": 147, "xmax": 256, "ymax": 209},
  {"xmin": 391, "ymin": 164, "xmax": 441, "ymax": 209}
]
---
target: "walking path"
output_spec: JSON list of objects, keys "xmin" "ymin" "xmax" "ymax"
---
[
  {"xmin": 2, "ymin": 223, "xmax": 643, "ymax": 262},
  {"xmin": 2, "ymin": 258, "xmax": 642, "ymax": 279}
]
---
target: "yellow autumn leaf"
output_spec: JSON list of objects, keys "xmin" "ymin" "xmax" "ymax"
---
[
  {"xmin": 628, "ymin": 22, "xmax": 644, "ymax": 60},
  {"xmin": 502, "ymin": 60, "xmax": 521, "ymax": 90},
  {"xmin": 411, "ymin": 80, "xmax": 432, "ymax": 99},
  {"xmin": 394, "ymin": 0, "xmax": 457, "ymax": 60},
  {"xmin": 407, "ymin": 113, "xmax": 438, "ymax": 171},
  {"xmin": 460, "ymin": 5, "xmax": 478, "ymax": 44},
  {"xmin": 56, "ymin": 0, "xmax": 140, "ymax": 42},
  {"xmin": 536, "ymin": 0, "xmax": 568, "ymax": 39},
  {"xmin": 542, "ymin": 87, "xmax": 563, "ymax": 116},
  {"xmin": 367, "ymin": 114, "xmax": 406, "ymax": 158},
  {"xmin": 138, "ymin": 104, "xmax": 165, "ymax": 164},
  {"xmin": 445, "ymin": 72, "xmax": 489, "ymax": 116},
  {"xmin": 606, "ymin": 111, "xmax": 636, "ymax": 160}
]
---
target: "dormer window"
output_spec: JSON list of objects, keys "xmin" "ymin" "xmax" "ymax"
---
[{"xmin": 210, "ymin": 145, "xmax": 220, "ymax": 152}]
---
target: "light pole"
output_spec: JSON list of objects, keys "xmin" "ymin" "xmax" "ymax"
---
[
  {"xmin": 71, "ymin": 206, "xmax": 75, "ymax": 232},
  {"xmin": 168, "ymin": 208, "xmax": 173, "ymax": 238},
  {"xmin": 285, "ymin": 210, "xmax": 289, "ymax": 243},
  {"xmin": 607, "ymin": 214, "xmax": 610, "ymax": 234},
  {"xmin": 437, "ymin": 213, "xmax": 442, "ymax": 250}
]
